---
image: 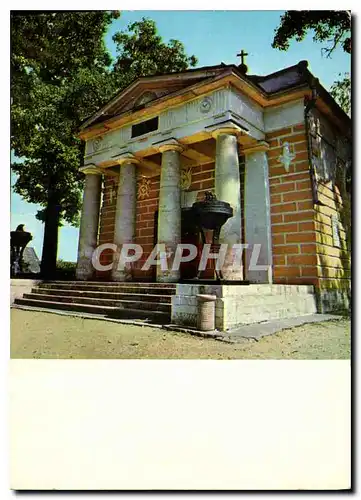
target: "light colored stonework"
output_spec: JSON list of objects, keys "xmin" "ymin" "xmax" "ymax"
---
[
  {"xmin": 112, "ymin": 162, "xmax": 137, "ymax": 281},
  {"xmin": 156, "ymin": 142, "xmax": 182, "ymax": 282},
  {"xmin": 214, "ymin": 131, "xmax": 243, "ymax": 280},
  {"xmin": 171, "ymin": 284, "xmax": 317, "ymax": 331},
  {"xmin": 244, "ymin": 146, "xmax": 273, "ymax": 283},
  {"xmin": 76, "ymin": 173, "xmax": 102, "ymax": 281}
]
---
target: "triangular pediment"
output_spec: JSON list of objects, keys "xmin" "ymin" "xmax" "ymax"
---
[{"xmin": 80, "ymin": 65, "xmax": 231, "ymax": 131}]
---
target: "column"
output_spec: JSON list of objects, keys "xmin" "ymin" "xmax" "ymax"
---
[
  {"xmin": 244, "ymin": 142, "xmax": 273, "ymax": 283},
  {"xmin": 212, "ymin": 128, "xmax": 243, "ymax": 280},
  {"xmin": 112, "ymin": 157, "xmax": 138, "ymax": 281},
  {"xmin": 76, "ymin": 168, "xmax": 102, "ymax": 280},
  {"xmin": 156, "ymin": 140, "xmax": 183, "ymax": 283}
]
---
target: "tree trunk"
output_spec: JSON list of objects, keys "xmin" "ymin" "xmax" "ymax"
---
[{"xmin": 40, "ymin": 193, "xmax": 61, "ymax": 278}]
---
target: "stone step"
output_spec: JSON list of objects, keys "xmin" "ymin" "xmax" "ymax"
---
[
  {"xmin": 37, "ymin": 282, "xmax": 176, "ymax": 295},
  {"xmin": 14, "ymin": 297, "xmax": 170, "ymax": 320},
  {"xmin": 42, "ymin": 281, "xmax": 176, "ymax": 288},
  {"xmin": 30, "ymin": 288, "xmax": 173, "ymax": 303},
  {"xmin": 22, "ymin": 293, "xmax": 171, "ymax": 313}
]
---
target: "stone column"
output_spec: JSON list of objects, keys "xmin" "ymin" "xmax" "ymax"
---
[
  {"xmin": 76, "ymin": 167, "xmax": 102, "ymax": 280},
  {"xmin": 111, "ymin": 156, "xmax": 138, "ymax": 281},
  {"xmin": 212, "ymin": 128, "xmax": 243, "ymax": 280},
  {"xmin": 244, "ymin": 142, "xmax": 273, "ymax": 283},
  {"xmin": 156, "ymin": 140, "xmax": 183, "ymax": 283}
]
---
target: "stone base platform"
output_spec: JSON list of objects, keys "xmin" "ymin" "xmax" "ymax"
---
[{"xmin": 171, "ymin": 284, "xmax": 318, "ymax": 331}]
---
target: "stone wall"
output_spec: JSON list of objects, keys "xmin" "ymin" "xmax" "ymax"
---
[
  {"xmin": 309, "ymin": 109, "xmax": 351, "ymax": 312},
  {"xmin": 11, "ymin": 279, "xmax": 42, "ymax": 305},
  {"xmin": 96, "ymin": 114, "xmax": 351, "ymax": 305},
  {"xmin": 97, "ymin": 160, "xmax": 217, "ymax": 280},
  {"xmin": 266, "ymin": 123, "xmax": 317, "ymax": 285},
  {"xmin": 96, "ymin": 176, "xmax": 118, "ymax": 279},
  {"xmin": 133, "ymin": 175, "xmax": 160, "ymax": 280},
  {"xmin": 266, "ymin": 114, "xmax": 351, "ymax": 312}
]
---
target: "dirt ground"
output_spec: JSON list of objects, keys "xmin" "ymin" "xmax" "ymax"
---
[{"xmin": 10, "ymin": 309, "xmax": 351, "ymax": 360}]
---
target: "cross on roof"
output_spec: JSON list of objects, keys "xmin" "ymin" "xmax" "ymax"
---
[{"xmin": 237, "ymin": 49, "xmax": 248, "ymax": 66}]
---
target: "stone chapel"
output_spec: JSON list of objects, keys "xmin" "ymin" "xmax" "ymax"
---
[{"xmin": 64, "ymin": 58, "xmax": 351, "ymax": 329}]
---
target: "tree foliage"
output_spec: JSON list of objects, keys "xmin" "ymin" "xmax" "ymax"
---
[
  {"xmin": 11, "ymin": 13, "xmax": 197, "ymax": 275},
  {"xmin": 272, "ymin": 10, "xmax": 351, "ymax": 56},
  {"xmin": 330, "ymin": 73, "xmax": 351, "ymax": 116},
  {"xmin": 112, "ymin": 18, "xmax": 197, "ymax": 89},
  {"xmin": 272, "ymin": 10, "xmax": 351, "ymax": 116}
]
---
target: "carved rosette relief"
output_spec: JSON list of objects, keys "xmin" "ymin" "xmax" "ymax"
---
[
  {"xmin": 278, "ymin": 141, "xmax": 296, "ymax": 172},
  {"xmin": 199, "ymin": 96, "xmax": 213, "ymax": 114},
  {"xmin": 180, "ymin": 167, "xmax": 192, "ymax": 191},
  {"xmin": 137, "ymin": 176, "xmax": 152, "ymax": 199},
  {"xmin": 92, "ymin": 136, "xmax": 103, "ymax": 153}
]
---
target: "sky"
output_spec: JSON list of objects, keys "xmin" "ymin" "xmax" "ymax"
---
[{"xmin": 10, "ymin": 10, "xmax": 351, "ymax": 263}]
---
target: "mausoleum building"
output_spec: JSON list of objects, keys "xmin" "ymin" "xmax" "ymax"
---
[{"xmin": 74, "ymin": 59, "xmax": 351, "ymax": 326}]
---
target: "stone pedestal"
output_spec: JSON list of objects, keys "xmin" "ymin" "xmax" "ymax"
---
[
  {"xmin": 112, "ymin": 159, "xmax": 138, "ymax": 281},
  {"xmin": 76, "ymin": 170, "xmax": 102, "ymax": 280},
  {"xmin": 156, "ymin": 141, "xmax": 183, "ymax": 282},
  {"xmin": 244, "ymin": 143, "xmax": 273, "ymax": 283},
  {"xmin": 213, "ymin": 130, "xmax": 243, "ymax": 280}
]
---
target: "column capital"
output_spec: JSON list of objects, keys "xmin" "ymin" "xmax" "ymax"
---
[
  {"xmin": 207, "ymin": 121, "xmax": 248, "ymax": 139},
  {"xmin": 112, "ymin": 152, "xmax": 140, "ymax": 166},
  {"xmin": 153, "ymin": 138, "xmax": 184, "ymax": 153},
  {"xmin": 79, "ymin": 164, "xmax": 102, "ymax": 175},
  {"xmin": 242, "ymin": 141, "xmax": 270, "ymax": 155}
]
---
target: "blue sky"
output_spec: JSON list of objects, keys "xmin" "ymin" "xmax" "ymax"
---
[{"xmin": 10, "ymin": 10, "xmax": 350, "ymax": 262}]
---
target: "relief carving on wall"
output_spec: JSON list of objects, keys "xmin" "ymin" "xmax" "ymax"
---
[
  {"xmin": 92, "ymin": 136, "xmax": 104, "ymax": 153},
  {"xmin": 278, "ymin": 141, "xmax": 296, "ymax": 172},
  {"xmin": 137, "ymin": 176, "xmax": 152, "ymax": 199},
  {"xmin": 199, "ymin": 96, "xmax": 213, "ymax": 114},
  {"xmin": 109, "ymin": 184, "xmax": 117, "ymax": 205},
  {"xmin": 180, "ymin": 167, "xmax": 192, "ymax": 191}
]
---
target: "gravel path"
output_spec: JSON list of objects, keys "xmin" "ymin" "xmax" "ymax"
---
[{"xmin": 11, "ymin": 309, "xmax": 350, "ymax": 360}]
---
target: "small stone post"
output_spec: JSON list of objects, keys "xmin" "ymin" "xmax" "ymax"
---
[{"xmin": 197, "ymin": 294, "xmax": 217, "ymax": 331}]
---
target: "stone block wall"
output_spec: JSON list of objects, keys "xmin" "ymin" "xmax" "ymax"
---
[
  {"xmin": 97, "ymin": 160, "xmax": 217, "ymax": 280},
  {"xmin": 266, "ymin": 123, "xmax": 317, "ymax": 285},
  {"xmin": 309, "ymin": 109, "xmax": 351, "ymax": 311},
  {"xmin": 133, "ymin": 175, "xmax": 160, "ymax": 280},
  {"xmin": 266, "ymin": 115, "xmax": 351, "ymax": 312},
  {"xmin": 186, "ymin": 161, "xmax": 216, "ymax": 201},
  {"xmin": 96, "ymin": 116, "xmax": 350, "ymax": 307},
  {"xmin": 96, "ymin": 175, "xmax": 118, "ymax": 279}
]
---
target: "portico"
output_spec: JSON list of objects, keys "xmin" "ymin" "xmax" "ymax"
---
[{"xmin": 76, "ymin": 63, "xmax": 278, "ymax": 284}]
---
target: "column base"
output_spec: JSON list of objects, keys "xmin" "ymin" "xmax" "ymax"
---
[
  {"xmin": 75, "ymin": 258, "xmax": 95, "ymax": 281},
  {"xmin": 111, "ymin": 269, "xmax": 133, "ymax": 282},
  {"xmin": 156, "ymin": 272, "xmax": 180, "ymax": 283},
  {"xmin": 247, "ymin": 268, "xmax": 273, "ymax": 284}
]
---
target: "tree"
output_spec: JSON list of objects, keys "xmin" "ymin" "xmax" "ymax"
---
[
  {"xmin": 11, "ymin": 11, "xmax": 119, "ymax": 277},
  {"xmin": 111, "ymin": 18, "xmax": 197, "ymax": 90},
  {"xmin": 11, "ymin": 13, "xmax": 197, "ymax": 277},
  {"xmin": 272, "ymin": 10, "xmax": 351, "ymax": 114},
  {"xmin": 272, "ymin": 10, "xmax": 352, "ymax": 252}
]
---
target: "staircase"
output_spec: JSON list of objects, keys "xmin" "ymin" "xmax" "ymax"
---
[{"xmin": 14, "ymin": 281, "xmax": 176, "ymax": 323}]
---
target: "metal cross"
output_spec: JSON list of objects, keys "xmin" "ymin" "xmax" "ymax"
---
[{"xmin": 237, "ymin": 49, "xmax": 248, "ymax": 66}]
